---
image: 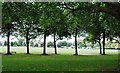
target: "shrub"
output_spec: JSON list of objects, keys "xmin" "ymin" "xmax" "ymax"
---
[
  {"xmin": 47, "ymin": 42, "xmax": 54, "ymax": 47},
  {"xmin": 4, "ymin": 41, "xmax": 7, "ymax": 46},
  {"xmin": 34, "ymin": 43, "xmax": 38, "ymax": 47},
  {"xmin": 57, "ymin": 41, "xmax": 67, "ymax": 47},
  {"xmin": 11, "ymin": 41, "xmax": 18, "ymax": 47},
  {"xmin": 66, "ymin": 42, "xmax": 72, "ymax": 47}
]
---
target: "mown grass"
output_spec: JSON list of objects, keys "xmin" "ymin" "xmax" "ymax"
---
[
  {"xmin": 0, "ymin": 46, "xmax": 118, "ymax": 55},
  {"xmin": 2, "ymin": 54, "xmax": 118, "ymax": 71},
  {"xmin": 1, "ymin": 46, "xmax": 119, "ymax": 72}
]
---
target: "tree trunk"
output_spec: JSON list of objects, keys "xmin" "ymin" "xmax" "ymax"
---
[
  {"xmin": 5, "ymin": 31, "xmax": 12, "ymax": 55},
  {"xmin": 102, "ymin": 29, "xmax": 106, "ymax": 55},
  {"xmin": 98, "ymin": 40, "xmax": 102, "ymax": 54},
  {"xmin": 74, "ymin": 28, "xmax": 78, "ymax": 55},
  {"xmin": 26, "ymin": 38, "xmax": 30, "ymax": 54},
  {"xmin": 98, "ymin": 34, "xmax": 102, "ymax": 54},
  {"xmin": 42, "ymin": 30, "xmax": 48, "ymax": 55},
  {"xmin": 54, "ymin": 33, "xmax": 57, "ymax": 55},
  {"xmin": 26, "ymin": 30, "xmax": 30, "ymax": 54}
]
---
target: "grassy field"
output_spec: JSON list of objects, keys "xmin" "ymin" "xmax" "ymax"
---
[
  {"xmin": 0, "ymin": 46, "xmax": 119, "ymax": 72},
  {"xmin": 0, "ymin": 46, "xmax": 118, "ymax": 55},
  {"xmin": 2, "ymin": 54, "xmax": 118, "ymax": 71}
]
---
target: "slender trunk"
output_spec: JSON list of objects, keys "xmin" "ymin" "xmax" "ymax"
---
[
  {"xmin": 98, "ymin": 40, "xmax": 102, "ymax": 54},
  {"xmin": 54, "ymin": 33, "xmax": 57, "ymax": 55},
  {"xmin": 5, "ymin": 31, "xmax": 12, "ymax": 55},
  {"xmin": 26, "ymin": 29, "xmax": 30, "ymax": 54},
  {"xmin": 7, "ymin": 31, "xmax": 10, "ymax": 53},
  {"xmin": 74, "ymin": 28, "xmax": 78, "ymax": 55},
  {"xmin": 26, "ymin": 38, "xmax": 30, "ymax": 54},
  {"xmin": 102, "ymin": 29, "xmax": 106, "ymax": 55},
  {"xmin": 42, "ymin": 30, "xmax": 47, "ymax": 55},
  {"xmin": 98, "ymin": 34, "xmax": 102, "ymax": 54}
]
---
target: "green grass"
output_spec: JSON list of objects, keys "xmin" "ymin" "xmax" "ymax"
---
[
  {"xmin": 0, "ymin": 46, "xmax": 118, "ymax": 55},
  {"xmin": 1, "ymin": 46, "xmax": 119, "ymax": 71},
  {"xmin": 2, "ymin": 54, "xmax": 118, "ymax": 71}
]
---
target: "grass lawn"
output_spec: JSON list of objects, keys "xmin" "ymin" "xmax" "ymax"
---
[
  {"xmin": 2, "ymin": 54, "xmax": 118, "ymax": 71},
  {"xmin": 1, "ymin": 46, "xmax": 119, "ymax": 72},
  {"xmin": 0, "ymin": 46, "xmax": 118, "ymax": 55}
]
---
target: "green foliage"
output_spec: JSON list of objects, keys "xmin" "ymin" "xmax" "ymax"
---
[
  {"xmin": 17, "ymin": 38, "xmax": 24, "ymax": 46},
  {"xmin": 47, "ymin": 42, "xmax": 54, "ymax": 47},
  {"xmin": 34, "ymin": 43, "xmax": 38, "ymax": 47},
  {"xmin": 2, "ymin": 2, "xmax": 18, "ymax": 36},
  {"xmin": 78, "ymin": 42, "xmax": 86, "ymax": 48},
  {"xmin": 66, "ymin": 42, "xmax": 72, "ymax": 47},
  {"xmin": 30, "ymin": 41, "xmax": 34, "ymax": 47},
  {"xmin": 40, "ymin": 42, "xmax": 44, "ymax": 47},
  {"xmin": 11, "ymin": 42, "xmax": 14, "ymax": 46},
  {"xmin": 11, "ymin": 41, "xmax": 18, "ymax": 47},
  {"xmin": 15, "ymin": 3, "xmax": 40, "ymax": 40},
  {"xmin": 40, "ymin": 3, "xmax": 70, "ymax": 38},
  {"xmin": 2, "ymin": 2, "xmax": 120, "ymax": 51},
  {"xmin": 57, "ymin": 41, "xmax": 67, "ymax": 47},
  {"xmin": 4, "ymin": 41, "xmax": 7, "ymax": 46}
]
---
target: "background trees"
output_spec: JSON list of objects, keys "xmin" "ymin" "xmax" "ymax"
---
[{"xmin": 47, "ymin": 42, "xmax": 54, "ymax": 47}]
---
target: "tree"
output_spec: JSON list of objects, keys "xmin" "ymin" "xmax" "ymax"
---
[
  {"xmin": 63, "ymin": 2, "xmax": 120, "ymax": 21},
  {"xmin": 63, "ymin": 2, "xmax": 119, "ymax": 55},
  {"xmin": 39, "ymin": 3, "xmax": 52, "ymax": 55},
  {"xmin": 39, "ymin": 3, "xmax": 70, "ymax": 55},
  {"xmin": 65, "ymin": 4, "xmax": 89, "ymax": 55},
  {"xmin": 62, "ymin": 3, "xmax": 120, "ymax": 55},
  {"xmin": 84, "ymin": 11, "xmax": 104, "ymax": 54},
  {"xmin": 14, "ymin": 2, "xmax": 41, "ymax": 54},
  {"xmin": 2, "ymin": 2, "xmax": 18, "ymax": 55},
  {"xmin": 84, "ymin": 6, "xmax": 120, "ymax": 55}
]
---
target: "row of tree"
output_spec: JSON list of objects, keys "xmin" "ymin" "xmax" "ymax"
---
[
  {"xmin": 2, "ymin": 41, "xmax": 72, "ymax": 47},
  {"xmin": 2, "ymin": 2, "xmax": 120, "ymax": 55}
]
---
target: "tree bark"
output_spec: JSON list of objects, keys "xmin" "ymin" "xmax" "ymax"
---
[
  {"xmin": 42, "ymin": 30, "xmax": 48, "ymax": 55},
  {"xmin": 102, "ymin": 29, "xmax": 106, "ymax": 55},
  {"xmin": 54, "ymin": 32, "xmax": 57, "ymax": 55},
  {"xmin": 98, "ymin": 34, "xmax": 102, "ymax": 54},
  {"xmin": 26, "ymin": 29, "xmax": 30, "ymax": 54},
  {"xmin": 74, "ymin": 28, "xmax": 78, "ymax": 55},
  {"xmin": 5, "ymin": 31, "xmax": 12, "ymax": 55}
]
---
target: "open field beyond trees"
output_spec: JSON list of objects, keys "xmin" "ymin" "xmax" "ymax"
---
[{"xmin": 0, "ymin": 46, "xmax": 118, "ymax": 55}]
